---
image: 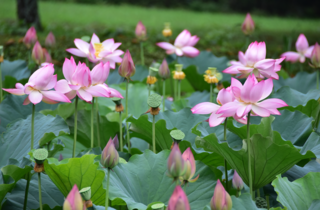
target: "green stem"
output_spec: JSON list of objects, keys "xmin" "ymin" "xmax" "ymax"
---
[
  {"xmin": 257, "ymin": 188, "xmax": 260, "ymax": 198},
  {"xmin": 96, "ymin": 98, "xmax": 101, "ymax": 148},
  {"xmin": 119, "ymin": 112, "xmax": 123, "ymax": 152},
  {"xmin": 210, "ymin": 83, "xmax": 213, "ymax": 102},
  {"xmin": 162, "ymin": 79, "xmax": 166, "ymax": 111},
  {"xmin": 91, "ymin": 98, "xmax": 95, "ymax": 149},
  {"xmin": 169, "ymin": 76, "xmax": 174, "ymax": 100},
  {"xmin": 317, "ymin": 70, "xmax": 319, "ymax": 89},
  {"xmin": 223, "ymin": 118, "xmax": 228, "ymax": 191},
  {"xmin": 266, "ymin": 195, "xmax": 270, "ymax": 210},
  {"xmin": 300, "ymin": 63, "xmax": 303, "ymax": 72},
  {"xmin": 126, "ymin": 79, "xmax": 131, "ymax": 153},
  {"xmin": 174, "ymin": 79, "xmax": 177, "ymax": 100},
  {"xmin": 73, "ymin": 96, "xmax": 79, "ymax": 158},
  {"xmin": 148, "ymin": 84, "xmax": 151, "ymax": 96},
  {"xmin": 0, "ymin": 62, "xmax": 2, "ymax": 103},
  {"xmin": 105, "ymin": 169, "xmax": 111, "ymax": 210},
  {"xmin": 178, "ymin": 80, "xmax": 181, "ymax": 100},
  {"xmin": 236, "ymin": 190, "xmax": 239, "ymax": 197},
  {"xmin": 247, "ymin": 112, "xmax": 253, "ymax": 199},
  {"xmin": 38, "ymin": 173, "xmax": 43, "ymax": 210},
  {"xmin": 31, "ymin": 104, "xmax": 35, "ymax": 150},
  {"xmin": 152, "ymin": 115, "xmax": 156, "ymax": 153},
  {"xmin": 23, "ymin": 172, "xmax": 31, "ymax": 210},
  {"xmin": 140, "ymin": 42, "xmax": 144, "ymax": 66}
]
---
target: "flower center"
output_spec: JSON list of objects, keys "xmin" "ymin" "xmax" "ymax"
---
[{"xmin": 93, "ymin": 43, "xmax": 103, "ymax": 58}]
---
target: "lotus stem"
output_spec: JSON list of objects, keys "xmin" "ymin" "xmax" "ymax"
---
[
  {"xmin": 38, "ymin": 173, "xmax": 43, "ymax": 210},
  {"xmin": 31, "ymin": 104, "xmax": 35, "ymax": 150},
  {"xmin": 300, "ymin": 63, "xmax": 303, "ymax": 72},
  {"xmin": 162, "ymin": 79, "xmax": 166, "ymax": 111},
  {"xmin": 210, "ymin": 83, "xmax": 213, "ymax": 102},
  {"xmin": 247, "ymin": 112, "xmax": 253, "ymax": 199},
  {"xmin": 73, "ymin": 96, "xmax": 79, "ymax": 158},
  {"xmin": 140, "ymin": 41, "xmax": 144, "ymax": 66},
  {"xmin": 236, "ymin": 190, "xmax": 239, "ymax": 197},
  {"xmin": 91, "ymin": 98, "xmax": 95, "ymax": 148},
  {"xmin": 96, "ymin": 98, "xmax": 101, "ymax": 148},
  {"xmin": 23, "ymin": 172, "xmax": 31, "ymax": 210},
  {"xmin": 119, "ymin": 111, "xmax": 123, "ymax": 152},
  {"xmin": 126, "ymin": 79, "xmax": 131, "ymax": 153},
  {"xmin": 152, "ymin": 115, "xmax": 156, "ymax": 153},
  {"xmin": 223, "ymin": 117, "xmax": 228, "ymax": 191},
  {"xmin": 266, "ymin": 195, "xmax": 270, "ymax": 210},
  {"xmin": 0, "ymin": 63, "xmax": 2, "ymax": 103},
  {"xmin": 178, "ymin": 80, "xmax": 181, "ymax": 100},
  {"xmin": 169, "ymin": 76, "xmax": 174, "ymax": 100},
  {"xmin": 105, "ymin": 168, "xmax": 111, "ymax": 210},
  {"xmin": 148, "ymin": 84, "xmax": 151, "ymax": 96},
  {"xmin": 257, "ymin": 188, "xmax": 260, "ymax": 197},
  {"xmin": 317, "ymin": 70, "xmax": 319, "ymax": 89}
]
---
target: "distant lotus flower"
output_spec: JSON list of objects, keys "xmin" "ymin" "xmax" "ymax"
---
[
  {"xmin": 135, "ymin": 21, "xmax": 147, "ymax": 41},
  {"xmin": 101, "ymin": 138, "xmax": 119, "ymax": 169},
  {"xmin": 32, "ymin": 41, "xmax": 45, "ymax": 65},
  {"xmin": 66, "ymin": 33, "xmax": 124, "ymax": 69},
  {"xmin": 310, "ymin": 42, "xmax": 320, "ymax": 68},
  {"xmin": 167, "ymin": 185, "xmax": 190, "ymax": 210},
  {"xmin": 118, "ymin": 50, "xmax": 136, "ymax": 79},
  {"xmin": 217, "ymin": 75, "xmax": 288, "ymax": 118},
  {"xmin": 223, "ymin": 41, "xmax": 284, "ymax": 79},
  {"xmin": 181, "ymin": 148, "xmax": 199, "ymax": 183},
  {"xmin": 23, "ymin": 26, "xmax": 37, "ymax": 48},
  {"xmin": 63, "ymin": 185, "xmax": 85, "ymax": 210},
  {"xmin": 159, "ymin": 59, "xmax": 170, "ymax": 79},
  {"xmin": 167, "ymin": 143, "xmax": 186, "ymax": 179},
  {"xmin": 232, "ymin": 170, "xmax": 244, "ymax": 191},
  {"xmin": 210, "ymin": 180, "xmax": 232, "ymax": 210},
  {"xmin": 3, "ymin": 64, "xmax": 71, "ymax": 105},
  {"xmin": 281, "ymin": 34, "xmax": 314, "ymax": 63},
  {"xmin": 113, "ymin": 134, "xmax": 119, "ymax": 149},
  {"xmin": 241, "ymin": 13, "xmax": 255, "ymax": 35},
  {"xmin": 45, "ymin": 32, "xmax": 56, "ymax": 48},
  {"xmin": 157, "ymin": 29, "xmax": 200, "ymax": 57}
]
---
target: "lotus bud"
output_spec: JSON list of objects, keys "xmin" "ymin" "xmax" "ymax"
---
[
  {"xmin": 167, "ymin": 143, "xmax": 186, "ymax": 179},
  {"xmin": 113, "ymin": 134, "xmax": 119, "ymax": 150},
  {"xmin": 118, "ymin": 50, "xmax": 136, "ymax": 79},
  {"xmin": 162, "ymin": 22, "xmax": 172, "ymax": 37},
  {"xmin": 311, "ymin": 42, "xmax": 320, "ymax": 68},
  {"xmin": 159, "ymin": 59, "xmax": 170, "ymax": 79},
  {"xmin": 232, "ymin": 170, "xmax": 244, "ymax": 191},
  {"xmin": 23, "ymin": 26, "xmax": 37, "ymax": 48},
  {"xmin": 32, "ymin": 41, "xmax": 45, "ymax": 65},
  {"xmin": 210, "ymin": 180, "xmax": 232, "ymax": 210},
  {"xmin": 167, "ymin": 185, "xmax": 190, "ymax": 210},
  {"xmin": 43, "ymin": 48, "xmax": 52, "ymax": 63},
  {"xmin": 135, "ymin": 21, "xmax": 147, "ymax": 41},
  {"xmin": 45, "ymin": 32, "xmax": 56, "ymax": 48},
  {"xmin": 63, "ymin": 185, "xmax": 85, "ymax": 210},
  {"xmin": 241, "ymin": 13, "xmax": 255, "ymax": 35},
  {"xmin": 181, "ymin": 148, "xmax": 199, "ymax": 183},
  {"xmin": 100, "ymin": 138, "xmax": 119, "ymax": 169},
  {"xmin": 59, "ymin": 154, "xmax": 63, "ymax": 161}
]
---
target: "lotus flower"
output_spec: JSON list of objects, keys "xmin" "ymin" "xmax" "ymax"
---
[
  {"xmin": 223, "ymin": 41, "xmax": 284, "ymax": 79},
  {"xmin": 167, "ymin": 143, "xmax": 186, "ymax": 179},
  {"xmin": 45, "ymin": 32, "xmax": 56, "ymax": 47},
  {"xmin": 167, "ymin": 185, "xmax": 190, "ymax": 210},
  {"xmin": 112, "ymin": 134, "xmax": 119, "ymax": 150},
  {"xmin": 157, "ymin": 29, "xmax": 200, "ymax": 57},
  {"xmin": 217, "ymin": 75, "xmax": 288, "ymax": 118},
  {"xmin": 118, "ymin": 50, "xmax": 136, "ymax": 79},
  {"xmin": 232, "ymin": 170, "xmax": 244, "ymax": 191},
  {"xmin": 100, "ymin": 138, "xmax": 119, "ymax": 169},
  {"xmin": 66, "ymin": 33, "xmax": 123, "ymax": 69},
  {"xmin": 281, "ymin": 34, "xmax": 314, "ymax": 63},
  {"xmin": 159, "ymin": 59, "xmax": 170, "ymax": 79},
  {"xmin": 191, "ymin": 87, "xmax": 247, "ymax": 127},
  {"xmin": 3, "ymin": 64, "xmax": 71, "ymax": 105},
  {"xmin": 241, "ymin": 13, "xmax": 255, "ymax": 35},
  {"xmin": 63, "ymin": 185, "xmax": 85, "ymax": 210},
  {"xmin": 210, "ymin": 180, "xmax": 232, "ymax": 210},
  {"xmin": 23, "ymin": 26, "xmax": 37, "ymax": 48},
  {"xmin": 135, "ymin": 21, "xmax": 147, "ymax": 41},
  {"xmin": 181, "ymin": 148, "xmax": 199, "ymax": 183},
  {"xmin": 310, "ymin": 42, "xmax": 320, "ymax": 68},
  {"xmin": 32, "ymin": 41, "xmax": 45, "ymax": 65}
]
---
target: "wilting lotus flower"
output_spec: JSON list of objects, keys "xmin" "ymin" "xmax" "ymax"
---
[
  {"xmin": 32, "ymin": 41, "xmax": 45, "ymax": 65},
  {"xmin": 281, "ymin": 34, "xmax": 314, "ymax": 63},
  {"xmin": 135, "ymin": 21, "xmax": 147, "ymax": 41},
  {"xmin": 100, "ymin": 138, "xmax": 119, "ymax": 169},
  {"xmin": 66, "ymin": 33, "xmax": 123, "ymax": 69},
  {"xmin": 63, "ymin": 185, "xmax": 85, "ymax": 210},
  {"xmin": 118, "ymin": 50, "xmax": 136, "ymax": 79},
  {"xmin": 159, "ymin": 59, "xmax": 170, "ymax": 79},
  {"xmin": 167, "ymin": 143, "xmax": 186, "ymax": 179},
  {"xmin": 241, "ymin": 13, "xmax": 255, "ymax": 35},
  {"xmin": 217, "ymin": 75, "xmax": 288, "ymax": 118},
  {"xmin": 232, "ymin": 170, "xmax": 243, "ymax": 191},
  {"xmin": 223, "ymin": 41, "xmax": 284, "ymax": 79},
  {"xmin": 157, "ymin": 30, "xmax": 200, "ymax": 57},
  {"xmin": 23, "ymin": 26, "xmax": 37, "ymax": 48},
  {"xmin": 181, "ymin": 148, "xmax": 199, "ymax": 183},
  {"xmin": 112, "ymin": 134, "xmax": 119, "ymax": 149},
  {"xmin": 191, "ymin": 87, "xmax": 247, "ymax": 127},
  {"xmin": 167, "ymin": 185, "xmax": 190, "ymax": 210},
  {"xmin": 310, "ymin": 42, "xmax": 320, "ymax": 68},
  {"xmin": 3, "ymin": 64, "xmax": 71, "ymax": 105},
  {"xmin": 45, "ymin": 32, "xmax": 56, "ymax": 48},
  {"xmin": 210, "ymin": 180, "xmax": 232, "ymax": 210}
]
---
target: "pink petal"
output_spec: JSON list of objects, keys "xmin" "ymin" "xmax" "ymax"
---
[
  {"xmin": 174, "ymin": 30, "xmax": 190, "ymax": 47},
  {"xmin": 29, "ymin": 91, "xmax": 43, "ymax": 104},
  {"xmin": 63, "ymin": 57, "xmax": 77, "ymax": 82},
  {"xmin": 305, "ymin": 46, "xmax": 315, "ymax": 58},
  {"xmin": 238, "ymin": 51, "xmax": 246, "ymax": 65},
  {"xmin": 245, "ymin": 41, "xmax": 259, "ymax": 63},
  {"xmin": 256, "ymin": 42, "xmax": 266, "ymax": 61},
  {"xmin": 44, "ymin": 74, "xmax": 57, "ymax": 90},
  {"xmin": 186, "ymin": 35, "xmax": 199, "ymax": 46},
  {"xmin": 16, "ymin": 83, "xmax": 24, "ymax": 89},
  {"xmin": 217, "ymin": 89, "xmax": 234, "ymax": 105},
  {"xmin": 216, "ymin": 101, "xmax": 240, "ymax": 117},
  {"xmin": 85, "ymin": 85, "xmax": 110, "ymax": 97},
  {"xmin": 249, "ymin": 79, "xmax": 265, "ymax": 103},
  {"xmin": 102, "ymin": 38, "xmax": 115, "ymax": 49},
  {"xmin": 23, "ymin": 96, "xmax": 31, "ymax": 105},
  {"xmin": 223, "ymin": 65, "xmax": 241, "ymax": 74},
  {"xmin": 281, "ymin": 52, "xmax": 301, "ymax": 63},
  {"xmin": 30, "ymin": 64, "xmax": 54, "ymax": 90},
  {"xmin": 296, "ymin": 34, "xmax": 309, "ymax": 53},
  {"xmin": 231, "ymin": 77, "xmax": 243, "ymax": 90},
  {"xmin": 2, "ymin": 88, "xmax": 25, "ymax": 95},
  {"xmin": 256, "ymin": 98, "xmax": 288, "ymax": 109},
  {"xmin": 259, "ymin": 78, "xmax": 273, "ymax": 101},
  {"xmin": 77, "ymin": 89, "xmax": 92, "ymax": 102},
  {"xmin": 55, "ymin": 79, "xmax": 72, "ymax": 94},
  {"xmin": 91, "ymin": 62, "xmax": 110, "ymax": 85},
  {"xmin": 104, "ymin": 85, "xmax": 123, "ymax": 98},
  {"xmin": 254, "ymin": 59, "xmax": 275, "ymax": 70},
  {"xmin": 208, "ymin": 112, "xmax": 226, "ymax": 127},
  {"xmin": 181, "ymin": 46, "xmax": 200, "ymax": 57},
  {"xmin": 90, "ymin": 33, "xmax": 100, "ymax": 44},
  {"xmin": 234, "ymin": 116, "xmax": 247, "ymax": 124},
  {"xmin": 236, "ymin": 104, "xmax": 252, "ymax": 118},
  {"xmin": 251, "ymin": 105, "xmax": 270, "ymax": 117},
  {"xmin": 41, "ymin": 91, "xmax": 71, "ymax": 103},
  {"xmin": 231, "ymin": 87, "xmax": 241, "ymax": 101},
  {"xmin": 65, "ymin": 90, "xmax": 77, "ymax": 100},
  {"xmin": 74, "ymin": 38, "xmax": 89, "ymax": 54},
  {"xmin": 66, "ymin": 48, "xmax": 87, "ymax": 57},
  {"xmin": 157, "ymin": 42, "xmax": 175, "ymax": 51},
  {"xmin": 42, "ymin": 96, "xmax": 60, "ymax": 104},
  {"xmin": 110, "ymin": 43, "xmax": 122, "ymax": 52},
  {"xmin": 241, "ymin": 75, "xmax": 257, "ymax": 102},
  {"xmin": 191, "ymin": 102, "xmax": 220, "ymax": 114},
  {"xmin": 175, "ymin": 48, "xmax": 183, "ymax": 56}
]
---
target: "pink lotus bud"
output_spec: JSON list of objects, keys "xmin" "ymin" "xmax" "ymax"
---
[
  {"xmin": 181, "ymin": 148, "xmax": 199, "ymax": 183},
  {"xmin": 167, "ymin": 143, "xmax": 186, "ymax": 179},
  {"xmin": 135, "ymin": 21, "xmax": 147, "ymax": 41},
  {"xmin": 43, "ymin": 48, "xmax": 52, "ymax": 63},
  {"xmin": 32, "ymin": 41, "xmax": 45, "ymax": 65},
  {"xmin": 63, "ymin": 185, "xmax": 85, "ymax": 210},
  {"xmin": 118, "ymin": 50, "xmax": 135, "ymax": 79},
  {"xmin": 167, "ymin": 185, "xmax": 190, "ymax": 210},
  {"xmin": 113, "ymin": 134, "xmax": 119, "ymax": 150},
  {"xmin": 232, "ymin": 170, "xmax": 243, "ymax": 191},
  {"xmin": 59, "ymin": 154, "xmax": 63, "ymax": 161},
  {"xmin": 45, "ymin": 32, "xmax": 56, "ymax": 47},
  {"xmin": 23, "ymin": 26, "xmax": 37, "ymax": 48},
  {"xmin": 241, "ymin": 13, "xmax": 255, "ymax": 35},
  {"xmin": 159, "ymin": 59, "xmax": 170, "ymax": 79},
  {"xmin": 311, "ymin": 42, "xmax": 320, "ymax": 68},
  {"xmin": 101, "ymin": 138, "xmax": 119, "ymax": 169},
  {"xmin": 210, "ymin": 180, "xmax": 232, "ymax": 210}
]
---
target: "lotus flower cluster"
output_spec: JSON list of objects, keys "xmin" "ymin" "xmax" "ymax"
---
[
  {"xmin": 167, "ymin": 185, "xmax": 190, "ymax": 210},
  {"xmin": 100, "ymin": 138, "xmax": 119, "ymax": 169},
  {"xmin": 63, "ymin": 185, "xmax": 85, "ymax": 210},
  {"xmin": 210, "ymin": 180, "xmax": 232, "ymax": 210}
]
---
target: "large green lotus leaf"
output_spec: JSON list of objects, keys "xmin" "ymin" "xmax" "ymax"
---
[
  {"xmin": 283, "ymin": 159, "xmax": 320, "ymax": 182},
  {"xmin": 187, "ymin": 91, "xmax": 210, "ymax": 107},
  {"xmin": 271, "ymin": 172, "xmax": 320, "ymax": 210},
  {"xmin": 1, "ymin": 60, "xmax": 30, "ymax": 81},
  {"xmin": 41, "ymin": 100, "xmax": 86, "ymax": 120},
  {"xmin": 107, "ymin": 65, "xmax": 149, "ymax": 85},
  {"xmin": 282, "ymin": 99, "xmax": 320, "ymax": 120},
  {"xmin": 300, "ymin": 132, "xmax": 320, "ymax": 158},
  {"xmin": 1, "ymin": 173, "xmax": 64, "ymax": 210},
  {"xmin": 195, "ymin": 116, "xmax": 315, "ymax": 190},
  {"xmin": 51, "ymin": 135, "xmax": 88, "ymax": 159},
  {"xmin": 105, "ymin": 150, "xmax": 219, "ymax": 210},
  {"xmin": 308, "ymin": 200, "xmax": 320, "ymax": 210},
  {"xmin": 44, "ymin": 154, "xmax": 106, "ymax": 205}
]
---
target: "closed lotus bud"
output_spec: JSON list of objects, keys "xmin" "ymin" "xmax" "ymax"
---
[
  {"xmin": 63, "ymin": 185, "xmax": 85, "ymax": 210},
  {"xmin": 113, "ymin": 134, "xmax": 119, "ymax": 150},
  {"xmin": 167, "ymin": 185, "xmax": 190, "ymax": 210},
  {"xmin": 101, "ymin": 138, "xmax": 119, "ymax": 169},
  {"xmin": 210, "ymin": 180, "xmax": 232, "ymax": 210},
  {"xmin": 118, "ymin": 50, "xmax": 136, "ymax": 79},
  {"xmin": 135, "ymin": 21, "xmax": 147, "ymax": 41},
  {"xmin": 232, "ymin": 170, "xmax": 244, "ymax": 191},
  {"xmin": 59, "ymin": 154, "xmax": 63, "ymax": 161},
  {"xmin": 181, "ymin": 148, "xmax": 199, "ymax": 183},
  {"xmin": 159, "ymin": 59, "xmax": 170, "ymax": 79},
  {"xmin": 45, "ymin": 32, "xmax": 56, "ymax": 47},
  {"xmin": 162, "ymin": 22, "xmax": 172, "ymax": 37},
  {"xmin": 167, "ymin": 143, "xmax": 186, "ymax": 179},
  {"xmin": 32, "ymin": 41, "xmax": 45, "ymax": 65},
  {"xmin": 241, "ymin": 13, "xmax": 255, "ymax": 35},
  {"xmin": 23, "ymin": 26, "xmax": 37, "ymax": 48},
  {"xmin": 43, "ymin": 48, "xmax": 52, "ymax": 63},
  {"xmin": 311, "ymin": 42, "xmax": 320, "ymax": 68}
]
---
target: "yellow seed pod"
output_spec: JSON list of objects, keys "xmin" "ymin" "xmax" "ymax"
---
[
  {"xmin": 173, "ymin": 71, "xmax": 186, "ymax": 80},
  {"xmin": 204, "ymin": 67, "xmax": 222, "ymax": 84},
  {"xmin": 162, "ymin": 22, "xmax": 172, "ymax": 37},
  {"xmin": 147, "ymin": 76, "xmax": 157, "ymax": 85},
  {"xmin": 204, "ymin": 75, "xmax": 218, "ymax": 84}
]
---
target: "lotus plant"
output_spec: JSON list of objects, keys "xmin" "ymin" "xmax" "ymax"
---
[
  {"xmin": 232, "ymin": 170, "xmax": 244, "ymax": 197},
  {"xmin": 310, "ymin": 43, "xmax": 320, "ymax": 89},
  {"xmin": 210, "ymin": 180, "xmax": 232, "ymax": 210},
  {"xmin": 181, "ymin": 148, "xmax": 199, "ymax": 185},
  {"xmin": 135, "ymin": 21, "xmax": 147, "ymax": 65},
  {"xmin": 167, "ymin": 185, "xmax": 190, "ymax": 210},
  {"xmin": 241, "ymin": 13, "xmax": 255, "ymax": 35},
  {"xmin": 63, "ymin": 185, "xmax": 85, "ymax": 210},
  {"xmin": 167, "ymin": 143, "xmax": 186, "ymax": 182},
  {"xmin": 23, "ymin": 26, "xmax": 37, "ymax": 49},
  {"xmin": 159, "ymin": 59, "xmax": 170, "ymax": 111}
]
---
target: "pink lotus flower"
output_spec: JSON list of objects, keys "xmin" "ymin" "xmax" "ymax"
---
[
  {"xmin": 217, "ymin": 75, "xmax": 288, "ymax": 118},
  {"xmin": 118, "ymin": 50, "xmax": 136, "ymax": 79},
  {"xmin": 223, "ymin": 41, "xmax": 284, "ymax": 79},
  {"xmin": 210, "ymin": 180, "xmax": 232, "ymax": 210},
  {"xmin": 167, "ymin": 185, "xmax": 190, "ymax": 210},
  {"xmin": 63, "ymin": 185, "xmax": 85, "ymax": 210},
  {"xmin": 281, "ymin": 34, "xmax": 314, "ymax": 63},
  {"xmin": 45, "ymin": 32, "xmax": 56, "ymax": 48},
  {"xmin": 232, "ymin": 170, "xmax": 244, "ymax": 191},
  {"xmin": 135, "ymin": 21, "xmax": 147, "ymax": 41},
  {"xmin": 66, "ymin": 33, "xmax": 124, "ymax": 69},
  {"xmin": 159, "ymin": 59, "xmax": 170, "ymax": 79},
  {"xmin": 181, "ymin": 148, "xmax": 199, "ymax": 183},
  {"xmin": 191, "ymin": 87, "xmax": 247, "ymax": 127},
  {"xmin": 310, "ymin": 42, "xmax": 320, "ymax": 68},
  {"xmin": 101, "ymin": 138, "xmax": 119, "ymax": 169},
  {"xmin": 167, "ymin": 143, "xmax": 186, "ymax": 179},
  {"xmin": 23, "ymin": 26, "xmax": 37, "ymax": 48},
  {"xmin": 157, "ymin": 30, "xmax": 200, "ymax": 57},
  {"xmin": 32, "ymin": 41, "xmax": 45, "ymax": 65},
  {"xmin": 40, "ymin": 48, "xmax": 53, "ymax": 67},
  {"xmin": 3, "ymin": 64, "xmax": 71, "ymax": 105},
  {"xmin": 112, "ymin": 134, "xmax": 119, "ymax": 149},
  {"xmin": 241, "ymin": 13, "xmax": 255, "ymax": 35}
]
